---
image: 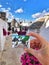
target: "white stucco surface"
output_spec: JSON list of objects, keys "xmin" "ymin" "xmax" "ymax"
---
[
  {"xmin": 0, "ymin": 19, "xmax": 8, "ymax": 51},
  {"xmin": 40, "ymin": 20, "xmax": 49, "ymax": 42}
]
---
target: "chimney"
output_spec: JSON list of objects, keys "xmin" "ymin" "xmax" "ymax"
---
[{"xmin": 0, "ymin": 12, "xmax": 6, "ymax": 20}]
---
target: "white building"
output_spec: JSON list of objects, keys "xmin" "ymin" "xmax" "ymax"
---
[
  {"xmin": 40, "ymin": 16, "xmax": 49, "ymax": 42},
  {"xmin": 0, "ymin": 18, "xmax": 8, "ymax": 51}
]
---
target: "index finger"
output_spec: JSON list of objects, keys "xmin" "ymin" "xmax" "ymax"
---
[{"xmin": 26, "ymin": 32, "xmax": 48, "ymax": 45}]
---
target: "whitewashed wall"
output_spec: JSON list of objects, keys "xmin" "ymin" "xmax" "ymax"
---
[
  {"xmin": 40, "ymin": 20, "xmax": 49, "ymax": 42},
  {"xmin": 0, "ymin": 18, "xmax": 8, "ymax": 51}
]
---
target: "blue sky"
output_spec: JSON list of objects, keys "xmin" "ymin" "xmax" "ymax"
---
[{"xmin": 0, "ymin": 0, "xmax": 49, "ymax": 20}]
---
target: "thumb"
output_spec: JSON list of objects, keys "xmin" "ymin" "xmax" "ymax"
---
[
  {"xmin": 24, "ymin": 48, "xmax": 43, "ymax": 64},
  {"xmin": 24, "ymin": 48, "xmax": 39, "ymax": 57}
]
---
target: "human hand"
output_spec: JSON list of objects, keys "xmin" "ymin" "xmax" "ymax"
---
[
  {"xmin": 24, "ymin": 32, "xmax": 49, "ymax": 65},
  {"xmin": 30, "ymin": 39, "xmax": 41, "ymax": 49}
]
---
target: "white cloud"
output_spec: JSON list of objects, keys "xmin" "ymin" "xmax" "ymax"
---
[
  {"xmin": 47, "ymin": 8, "xmax": 49, "ymax": 11},
  {"xmin": 15, "ymin": 17, "xmax": 20, "ymax": 22},
  {"xmin": 7, "ymin": 7, "xmax": 11, "ymax": 10},
  {"xmin": 0, "ymin": 5, "xmax": 2, "ymax": 7},
  {"xmin": 32, "ymin": 10, "xmax": 49, "ymax": 19},
  {"xmin": 0, "ymin": 8, "xmax": 9, "ymax": 12},
  {"xmin": 0, "ymin": 7, "xmax": 11, "ymax": 12},
  {"xmin": 24, "ymin": 0, "xmax": 27, "ymax": 2},
  {"xmin": 42, "ymin": 10, "xmax": 46, "ymax": 13},
  {"xmin": 15, "ymin": 8, "xmax": 23, "ymax": 13},
  {"xmin": 32, "ymin": 12, "xmax": 41, "ymax": 18},
  {"xmin": 6, "ymin": 2, "xmax": 9, "ymax": 4},
  {"xmin": 15, "ymin": 18, "xmax": 19, "ymax": 20},
  {"xmin": 44, "ymin": 12, "xmax": 49, "ymax": 16}
]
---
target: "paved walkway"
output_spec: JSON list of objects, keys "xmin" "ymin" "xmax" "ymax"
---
[{"xmin": 0, "ymin": 36, "xmax": 23, "ymax": 65}]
